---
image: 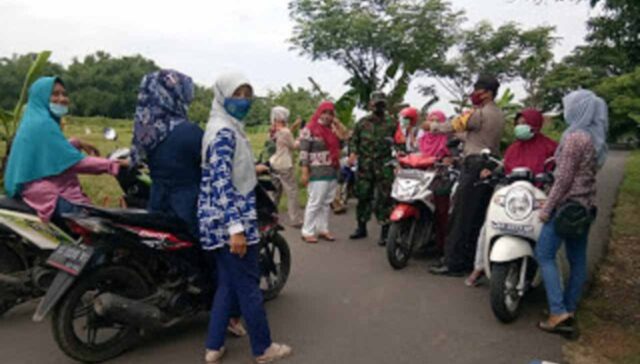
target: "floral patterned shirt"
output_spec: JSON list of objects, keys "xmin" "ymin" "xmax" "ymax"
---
[
  {"xmin": 198, "ymin": 128, "xmax": 259, "ymax": 250},
  {"xmin": 543, "ymin": 131, "xmax": 598, "ymax": 216}
]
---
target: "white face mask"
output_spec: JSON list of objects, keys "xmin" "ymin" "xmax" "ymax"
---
[{"xmin": 400, "ymin": 117, "xmax": 411, "ymax": 128}]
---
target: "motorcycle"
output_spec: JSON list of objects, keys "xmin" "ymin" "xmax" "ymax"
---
[
  {"xmin": 386, "ymin": 153, "xmax": 460, "ymax": 270},
  {"xmin": 0, "ymin": 129, "xmax": 150, "ymax": 317},
  {"xmin": 480, "ymin": 151, "xmax": 554, "ymax": 323},
  {"xmin": 33, "ymin": 132, "xmax": 291, "ymax": 363}
]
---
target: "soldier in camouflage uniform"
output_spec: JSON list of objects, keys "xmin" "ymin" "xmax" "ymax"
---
[{"xmin": 348, "ymin": 92, "xmax": 399, "ymax": 245}]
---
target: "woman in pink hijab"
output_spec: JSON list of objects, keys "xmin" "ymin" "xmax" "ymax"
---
[
  {"xmin": 417, "ymin": 110, "xmax": 451, "ymax": 255},
  {"xmin": 419, "ymin": 111, "xmax": 450, "ymax": 158}
]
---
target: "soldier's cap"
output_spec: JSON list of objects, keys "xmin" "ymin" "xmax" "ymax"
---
[
  {"xmin": 370, "ymin": 91, "xmax": 387, "ymax": 105},
  {"xmin": 473, "ymin": 74, "xmax": 500, "ymax": 94}
]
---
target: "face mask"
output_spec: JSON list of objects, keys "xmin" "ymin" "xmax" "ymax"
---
[
  {"xmin": 49, "ymin": 103, "xmax": 69, "ymax": 118},
  {"xmin": 470, "ymin": 91, "xmax": 485, "ymax": 107},
  {"xmin": 224, "ymin": 98, "xmax": 252, "ymax": 120},
  {"xmin": 514, "ymin": 124, "xmax": 535, "ymax": 141},
  {"xmin": 400, "ymin": 117, "xmax": 410, "ymax": 128}
]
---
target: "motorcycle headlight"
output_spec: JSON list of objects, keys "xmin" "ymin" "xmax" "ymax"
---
[{"xmin": 504, "ymin": 187, "xmax": 534, "ymax": 221}]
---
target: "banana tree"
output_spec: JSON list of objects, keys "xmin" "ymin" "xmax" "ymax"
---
[{"xmin": 0, "ymin": 51, "xmax": 52, "ymax": 177}]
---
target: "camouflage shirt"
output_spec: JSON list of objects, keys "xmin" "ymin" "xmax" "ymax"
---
[{"xmin": 350, "ymin": 113, "xmax": 398, "ymax": 168}]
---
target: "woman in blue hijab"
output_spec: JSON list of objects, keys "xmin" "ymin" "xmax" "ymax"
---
[{"xmin": 4, "ymin": 77, "xmax": 124, "ymax": 222}]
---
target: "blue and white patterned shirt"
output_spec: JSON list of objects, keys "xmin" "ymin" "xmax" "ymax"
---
[{"xmin": 198, "ymin": 128, "xmax": 259, "ymax": 250}]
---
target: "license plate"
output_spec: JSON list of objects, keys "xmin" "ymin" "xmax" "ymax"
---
[
  {"xmin": 491, "ymin": 221, "xmax": 534, "ymax": 234},
  {"xmin": 47, "ymin": 245, "xmax": 94, "ymax": 276}
]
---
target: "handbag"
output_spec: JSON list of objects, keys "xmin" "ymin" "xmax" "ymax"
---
[{"xmin": 554, "ymin": 200, "xmax": 597, "ymax": 240}]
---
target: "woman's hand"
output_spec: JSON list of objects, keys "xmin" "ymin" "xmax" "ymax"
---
[
  {"xmin": 480, "ymin": 168, "xmax": 493, "ymax": 179},
  {"xmin": 255, "ymin": 164, "xmax": 270, "ymax": 175},
  {"xmin": 117, "ymin": 159, "xmax": 130, "ymax": 168},
  {"xmin": 300, "ymin": 167, "xmax": 310, "ymax": 187},
  {"xmin": 539, "ymin": 211, "xmax": 550, "ymax": 223},
  {"xmin": 78, "ymin": 140, "xmax": 100, "ymax": 156},
  {"xmin": 230, "ymin": 233, "xmax": 248, "ymax": 257},
  {"xmin": 348, "ymin": 153, "xmax": 357, "ymax": 167}
]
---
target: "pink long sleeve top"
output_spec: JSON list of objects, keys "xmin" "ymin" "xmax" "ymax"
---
[{"xmin": 20, "ymin": 139, "xmax": 120, "ymax": 222}]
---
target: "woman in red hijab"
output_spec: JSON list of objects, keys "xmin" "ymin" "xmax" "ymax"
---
[
  {"xmin": 299, "ymin": 101, "xmax": 344, "ymax": 243},
  {"xmin": 466, "ymin": 108, "xmax": 558, "ymax": 286}
]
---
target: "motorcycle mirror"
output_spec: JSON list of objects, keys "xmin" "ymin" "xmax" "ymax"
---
[
  {"xmin": 103, "ymin": 127, "xmax": 118, "ymax": 141},
  {"xmin": 480, "ymin": 148, "xmax": 492, "ymax": 156}
]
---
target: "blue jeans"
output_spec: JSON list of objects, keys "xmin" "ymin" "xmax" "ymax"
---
[
  {"xmin": 535, "ymin": 214, "xmax": 589, "ymax": 315},
  {"xmin": 206, "ymin": 245, "xmax": 272, "ymax": 356},
  {"xmin": 53, "ymin": 197, "xmax": 82, "ymax": 218}
]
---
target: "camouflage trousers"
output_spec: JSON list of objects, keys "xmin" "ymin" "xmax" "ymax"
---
[{"xmin": 354, "ymin": 165, "xmax": 395, "ymax": 225}]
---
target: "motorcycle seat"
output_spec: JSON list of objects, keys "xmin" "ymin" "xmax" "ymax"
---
[
  {"xmin": 81, "ymin": 206, "xmax": 192, "ymax": 237},
  {"xmin": 0, "ymin": 196, "xmax": 36, "ymax": 215},
  {"xmin": 398, "ymin": 154, "xmax": 436, "ymax": 169}
]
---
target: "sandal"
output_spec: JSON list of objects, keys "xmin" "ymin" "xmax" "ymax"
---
[
  {"xmin": 227, "ymin": 320, "xmax": 247, "ymax": 337},
  {"xmin": 205, "ymin": 347, "xmax": 226, "ymax": 364},
  {"xmin": 318, "ymin": 232, "xmax": 336, "ymax": 242},
  {"xmin": 464, "ymin": 270, "xmax": 484, "ymax": 287},
  {"xmin": 256, "ymin": 343, "xmax": 293, "ymax": 364},
  {"xmin": 537, "ymin": 316, "xmax": 579, "ymax": 340},
  {"xmin": 302, "ymin": 235, "xmax": 318, "ymax": 244}
]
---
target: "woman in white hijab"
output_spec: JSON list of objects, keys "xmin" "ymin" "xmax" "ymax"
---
[
  {"xmin": 199, "ymin": 72, "xmax": 292, "ymax": 363},
  {"xmin": 269, "ymin": 106, "xmax": 303, "ymax": 227}
]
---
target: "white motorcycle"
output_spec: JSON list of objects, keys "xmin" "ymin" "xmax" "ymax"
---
[{"xmin": 480, "ymin": 152, "xmax": 554, "ymax": 323}]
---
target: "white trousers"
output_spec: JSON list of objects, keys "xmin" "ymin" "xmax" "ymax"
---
[{"xmin": 302, "ymin": 180, "xmax": 338, "ymax": 237}]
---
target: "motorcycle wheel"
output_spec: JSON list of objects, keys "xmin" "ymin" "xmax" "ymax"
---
[
  {"xmin": 52, "ymin": 265, "xmax": 150, "ymax": 363},
  {"xmin": 260, "ymin": 233, "xmax": 291, "ymax": 302},
  {"xmin": 0, "ymin": 242, "xmax": 24, "ymax": 316},
  {"xmin": 490, "ymin": 260, "xmax": 523, "ymax": 323},
  {"xmin": 386, "ymin": 220, "xmax": 415, "ymax": 270}
]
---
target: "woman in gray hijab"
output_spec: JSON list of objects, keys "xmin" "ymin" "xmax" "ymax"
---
[{"xmin": 535, "ymin": 89, "xmax": 608, "ymax": 338}]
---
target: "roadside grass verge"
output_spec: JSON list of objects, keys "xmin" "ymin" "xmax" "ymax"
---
[{"xmin": 564, "ymin": 151, "xmax": 640, "ymax": 364}]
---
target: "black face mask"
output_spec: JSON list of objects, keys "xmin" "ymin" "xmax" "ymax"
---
[{"xmin": 374, "ymin": 103, "xmax": 386, "ymax": 116}]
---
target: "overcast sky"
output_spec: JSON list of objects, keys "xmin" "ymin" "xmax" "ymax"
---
[{"xmin": 1, "ymin": 0, "xmax": 597, "ymax": 114}]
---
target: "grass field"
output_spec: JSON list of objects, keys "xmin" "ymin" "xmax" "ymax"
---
[{"xmin": 62, "ymin": 116, "xmax": 273, "ymax": 207}]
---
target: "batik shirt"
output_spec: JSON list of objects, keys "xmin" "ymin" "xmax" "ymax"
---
[{"xmin": 198, "ymin": 128, "xmax": 260, "ymax": 250}]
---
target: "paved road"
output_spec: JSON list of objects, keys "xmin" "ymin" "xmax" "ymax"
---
[{"xmin": 0, "ymin": 151, "xmax": 627, "ymax": 364}]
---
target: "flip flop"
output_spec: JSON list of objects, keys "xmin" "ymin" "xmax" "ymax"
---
[
  {"xmin": 318, "ymin": 232, "xmax": 336, "ymax": 242},
  {"xmin": 302, "ymin": 235, "xmax": 318, "ymax": 244},
  {"xmin": 537, "ymin": 317, "xmax": 579, "ymax": 340}
]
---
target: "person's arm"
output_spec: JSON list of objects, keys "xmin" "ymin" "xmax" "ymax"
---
[
  {"xmin": 463, "ymin": 109, "xmax": 483, "ymax": 132},
  {"xmin": 541, "ymin": 133, "xmax": 589, "ymax": 220},
  {"xmin": 68, "ymin": 138, "xmax": 100, "ymax": 156},
  {"xmin": 429, "ymin": 121, "xmax": 455, "ymax": 134},
  {"xmin": 348, "ymin": 121, "xmax": 361, "ymax": 165},
  {"xmin": 281, "ymin": 129, "xmax": 296, "ymax": 151},
  {"xmin": 298, "ymin": 129, "xmax": 312, "ymax": 186},
  {"xmin": 206, "ymin": 129, "xmax": 244, "ymax": 235},
  {"xmin": 67, "ymin": 157, "xmax": 120, "ymax": 176}
]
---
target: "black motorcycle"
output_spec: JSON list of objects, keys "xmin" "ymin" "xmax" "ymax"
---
[{"xmin": 33, "ymin": 177, "xmax": 290, "ymax": 363}]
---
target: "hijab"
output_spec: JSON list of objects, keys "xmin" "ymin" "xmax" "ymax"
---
[
  {"xmin": 201, "ymin": 72, "xmax": 257, "ymax": 196},
  {"xmin": 419, "ymin": 110, "xmax": 450, "ymax": 158},
  {"xmin": 306, "ymin": 101, "xmax": 340, "ymax": 168},
  {"xmin": 503, "ymin": 108, "xmax": 558, "ymax": 175},
  {"xmin": 559, "ymin": 89, "xmax": 609, "ymax": 168},
  {"xmin": 131, "ymin": 69, "xmax": 194, "ymax": 165},
  {"xmin": 270, "ymin": 106, "xmax": 290, "ymax": 124},
  {"xmin": 4, "ymin": 77, "xmax": 84, "ymax": 197}
]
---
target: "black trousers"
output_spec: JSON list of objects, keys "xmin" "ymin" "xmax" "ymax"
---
[{"xmin": 444, "ymin": 155, "xmax": 494, "ymax": 272}]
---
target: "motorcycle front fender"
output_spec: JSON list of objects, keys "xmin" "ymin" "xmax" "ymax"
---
[
  {"xmin": 390, "ymin": 204, "xmax": 419, "ymax": 222},
  {"xmin": 489, "ymin": 236, "xmax": 534, "ymax": 263}
]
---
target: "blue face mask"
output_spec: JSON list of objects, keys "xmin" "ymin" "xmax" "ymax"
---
[
  {"xmin": 224, "ymin": 98, "xmax": 252, "ymax": 121},
  {"xmin": 49, "ymin": 103, "xmax": 69, "ymax": 118}
]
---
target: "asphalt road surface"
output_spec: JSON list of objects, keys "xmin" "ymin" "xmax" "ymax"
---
[{"xmin": 0, "ymin": 151, "xmax": 628, "ymax": 364}]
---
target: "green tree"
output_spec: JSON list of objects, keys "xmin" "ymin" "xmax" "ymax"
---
[
  {"xmin": 0, "ymin": 51, "xmax": 53, "ymax": 176},
  {"xmin": 0, "ymin": 53, "xmax": 65, "ymax": 111},
  {"xmin": 189, "ymin": 85, "xmax": 214, "ymax": 125},
  {"xmin": 595, "ymin": 67, "xmax": 640, "ymax": 141},
  {"xmin": 289, "ymin": 0, "xmax": 462, "ymax": 107},
  {"xmin": 433, "ymin": 21, "xmax": 556, "ymax": 112},
  {"xmin": 64, "ymin": 51, "xmax": 159, "ymax": 118}
]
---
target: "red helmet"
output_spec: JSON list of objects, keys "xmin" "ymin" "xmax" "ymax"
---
[{"xmin": 399, "ymin": 107, "xmax": 419, "ymax": 126}]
